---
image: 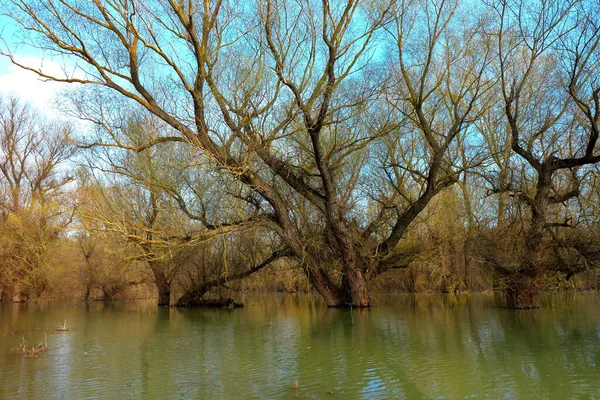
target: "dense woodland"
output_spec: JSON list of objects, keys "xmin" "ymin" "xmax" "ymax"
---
[{"xmin": 0, "ymin": 0, "xmax": 599, "ymax": 309}]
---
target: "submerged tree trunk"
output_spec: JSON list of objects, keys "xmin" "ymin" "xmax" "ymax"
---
[
  {"xmin": 83, "ymin": 285, "xmax": 92, "ymax": 302},
  {"xmin": 101, "ymin": 289, "xmax": 114, "ymax": 302},
  {"xmin": 305, "ymin": 260, "xmax": 370, "ymax": 308},
  {"xmin": 337, "ymin": 228, "xmax": 370, "ymax": 307},
  {"xmin": 341, "ymin": 262, "xmax": 370, "ymax": 307},
  {"xmin": 503, "ymin": 273, "xmax": 541, "ymax": 309},
  {"xmin": 11, "ymin": 284, "xmax": 27, "ymax": 303},
  {"xmin": 299, "ymin": 211, "xmax": 371, "ymax": 308},
  {"xmin": 150, "ymin": 263, "xmax": 171, "ymax": 307},
  {"xmin": 307, "ymin": 267, "xmax": 344, "ymax": 307},
  {"xmin": 157, "ymin": 285, "xmax": 171, "ymax": 307},
  {"xmin": 174, "ymin": 249, "xmax": 288, "ymax": 308},
  {"xmin": 502, "ymin": 173, "xmax": 550, "ymax": 309},
  {"xmin": 173, "ymin": 287, "xmax": 210, "ymax": 307}
]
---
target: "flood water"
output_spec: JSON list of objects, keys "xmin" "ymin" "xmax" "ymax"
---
[{"xmin": 1, "ymin": 293, "xmax": 599, "ymax": 399}]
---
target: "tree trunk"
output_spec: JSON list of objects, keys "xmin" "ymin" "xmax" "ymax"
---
[
  {"xmin": 150, "ymin": 262, "xmax": 171, "ymax": 307},
  {"xmin": 84, "ymin": 285, "xmax": 92, "ymax": 302},
  {"xmin": 11, "ymin": 284, "xmax": 27, "ymax": 303},
  {"xmin": 463, "ymin": 237, "xmax": 472, "ymax": 290},
  {"xmin": 155, "ymin": 274, "xmax": 171, "ymax": 307},
  {"xmin": 308, "ymin": 267, "xmax": 345, "ymax": 307},
  {"xmin": 102, "ymin": 288, "xmax": 114, "ymax": 302},
  {"xmin": 306, "ymin": 262, "xmax": 370, "ymax": 308},
  {"xmin": 503, "ymin": 273, "xmax": 540, "ymax": 309},
  {"xmin": 326, "ymin": 217, "xmax": 371, "ymax": 307},
  {"xmin": 0, "ymin": 288, "xmax": 4, "ymax": 302},
  {"xmin": 502, "ymin": 171, "xmax": 550, "ymax": 309},
  {"xmin": 174, "ymin": 287, "xmax": 209, "ymax": 307},
  {"xmin": 341, "ymin": 262, "xmax": 370, "ymax": 307},
  {"xmin": 157, "ymin": 286, "xmax": 171, "ymax": 307}
]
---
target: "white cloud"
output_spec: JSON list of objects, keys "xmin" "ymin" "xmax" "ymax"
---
[{"xmin": 0, "ymin": 55, "xmax": 78, "ymax": 115}]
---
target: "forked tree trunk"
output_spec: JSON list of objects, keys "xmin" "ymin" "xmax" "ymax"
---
[
  {"xmin": 307, "ymin": 262, "xmax": 370, "ymax": 308},
  {"xmin": 315, "ymin": 216, "xmax": 371, "ymax": 308},
  {"xmin": 308, "ymin": 268, "xmax": 345, "ymax": 307}
]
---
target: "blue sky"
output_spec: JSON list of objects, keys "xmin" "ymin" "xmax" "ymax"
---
[{"xmin": 0, "ymin": 14, "xmax": 73, "ymax": 113}]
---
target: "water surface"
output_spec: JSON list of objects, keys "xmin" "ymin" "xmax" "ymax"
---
[{"xmin": 1, "ymin": 293, "xmax": 599, "ymax": 399}]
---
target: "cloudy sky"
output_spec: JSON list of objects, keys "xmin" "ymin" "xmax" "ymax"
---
[{"xmin": 0, "ymin": 15, "xmax": 73, "ymax": 113}]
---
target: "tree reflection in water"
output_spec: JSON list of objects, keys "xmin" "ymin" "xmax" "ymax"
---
[{"xmin": 0, "ymin": 293, "xmax": 599, "ymax": 399}]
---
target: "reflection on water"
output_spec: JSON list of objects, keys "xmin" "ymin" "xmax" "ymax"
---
[{"xmin": 1, "ymin": 293, "xmax": 599, "ymax": 399}]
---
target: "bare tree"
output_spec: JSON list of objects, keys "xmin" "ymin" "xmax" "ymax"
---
[
  {"xmin": 489, "ymin": 0, "xmax": 600, "ymax": 307},
  {"xmin": 76, "ymin": 108, "xmax": 289, "ymax": 305},
  {"xmin": 0, "ymin": 96, "xmax": 74, "ymax": 302},
  {"xmin": 1, "ymin": 0, "xmax": 493, "ymax": 306}
]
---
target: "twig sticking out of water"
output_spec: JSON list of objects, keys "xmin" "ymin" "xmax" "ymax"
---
[
  {"xmin": 55, "ymin": 320, "xmax": 69, "ymax": 332},
  {"xmin": 11, "ymin": 335, "xmax": 48, "ymax": 357}
]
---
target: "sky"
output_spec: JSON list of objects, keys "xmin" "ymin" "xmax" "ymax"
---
[{"xmin": 0, "ymin": 15, "xmax": 73, "ymax": 114}]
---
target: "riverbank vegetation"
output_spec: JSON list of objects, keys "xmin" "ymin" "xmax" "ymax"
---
[{"xmin": 0, "ymin": 0, "xmax": 599, "ymax": 308}]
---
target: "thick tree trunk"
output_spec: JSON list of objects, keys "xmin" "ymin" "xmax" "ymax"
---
[
  {"xmin": 0, "ymin": 288, "xmax": 4, "ymax": 302},
  {"xmin": 503, "ymin": 172, "xmax": 550, "ymax": 309},
  {"xmin": 341, "ymin": 262, "xmax": 370, "ymax": 307},
  {"xmin": 306, "ymin": 262, "xmax": 370, "ymax": 308},
  {"xmin": 503, "ymin": 273, "xmax": 540, "ymax": 309},
  {"xmin": 11, "ymin": 284, "xmax": 27, "ymax": 303},
  {"xmin": 150, "ymin": 262, "xmax": 171, "ymax": 307},
  {"xmin": 326, "ymin": 216, "xmax": 371, "ymax": 307},
  {"xmin": 157, "ymin": 286, "xmax": 171, "ymax": 307},
  {"xmin": 84, "ymin": 285, "xmax": 92, "ymax": 302},
  {"xmin": 155, "ymin": 274, "xmax": 171, "ymax": 307}
]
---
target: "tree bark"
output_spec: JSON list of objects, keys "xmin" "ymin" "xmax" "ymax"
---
[
  {"xmin": 341, "ymin": 262, "xmax": 370, "ymax": 307},
  {"xmin": 157, "ymin": 284, "xmax": 171, "ymax": 307},
  {"xmin": 502, "ymin": 171, "xmax": 550, "ymax": 309},
  {"xmin": 173, "ymin": 287, "xmax": 209, "ymax": 307},
  {"xmin": 151, "ymin": 264, "xmax": 171, "ymax": 307},
  {"xmin": 503, "ymin": 272, "xmax": 540, "ymax": 309},
  {"xmin": 307, "ymin": 267, "xmax": 345, "ymax": 307},
  {"xmin": 305, "ymin": 262, "xmax": 370, "ymax": 308},
  {"xmin": 11, "ymin": 284, "xmax": 27, "ymax": 303}
]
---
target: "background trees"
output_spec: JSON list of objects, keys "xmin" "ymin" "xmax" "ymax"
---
[
  {"xmin": 0, "ymin": 96, "xmax": 74, "ymax": 302},
  {"xmin": 485, "ymin": 0, "xmax": 600, "ymax": 307}
]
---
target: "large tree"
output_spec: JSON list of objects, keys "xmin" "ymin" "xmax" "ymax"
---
[
  {"xmin": 489, "ymin": 0, "xmax": 600, "ymax": 308},
  {"xmin": 2, "ymin": 0, "xmax": 491, "ymax": 307}
]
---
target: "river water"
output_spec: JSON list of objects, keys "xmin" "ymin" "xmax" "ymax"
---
[{"xmin": 1, "ymin": 293, "xmax": 599, "ymax": 399}]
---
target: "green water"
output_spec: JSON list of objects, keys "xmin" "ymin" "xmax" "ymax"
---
[{"xmin": 0, "ymin": 293, "xmax": 599, "ymax": 399}]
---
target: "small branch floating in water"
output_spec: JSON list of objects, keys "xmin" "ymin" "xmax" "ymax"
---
[{"xmin": 11, "ymin": 335, "xmax": 48, "ymax": 357}]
